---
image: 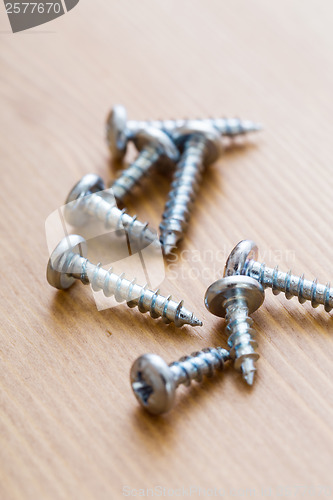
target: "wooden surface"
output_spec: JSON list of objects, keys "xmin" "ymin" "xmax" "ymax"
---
[{"xmin": 1, "ymin": 1, "xmax": 333, "ymax": 499}]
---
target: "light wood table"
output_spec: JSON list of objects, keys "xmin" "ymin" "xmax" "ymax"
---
[{"xmin": 1, "ymin": 1, "xmax": 333, "ymax": 499}]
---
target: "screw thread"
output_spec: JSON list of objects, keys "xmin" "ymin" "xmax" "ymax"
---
[
  {"xmin": 225, "ymin": 300, "xmax": 259, "ymax": 385},
  {"xmin": 127, "ymin": 117, "xmax": 262, "ymax": 137},
  {"xmin": 60, "ymin": 252, "xmax": 202, "ymax": 327},
  {"xmin": 160, "ymin": 135, "xmax": 207, "ymax": 254},
  {"xmin": 110, "ymin": 145, "xmax": 160, "ymax": 202},
  {"xmin": 245, "ymin": 260, "xmax": 333, "ymax": 312},
  {"xmin": 169, "ymin": 347, "xmax": 230, "ymax": 387},
  {"xmin": 78, "ymin": 192, "xmax": 159, "ymax": 249}
]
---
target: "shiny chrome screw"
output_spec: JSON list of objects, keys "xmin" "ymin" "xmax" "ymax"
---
[
  {"xmin": 106, "ymin": 104, "xmax": 262, "ymax": 161},
  {"xmin": 160, "ymin": 121, "xmax": 222, "ymax": 255},
  {"xmin": 205, "ymin": 275, "xmax": 265, "ymax": 386},
  {"xmin": 109, "ymin": 127, "xmax": 178, "ymax": 203},
  {"xmin": 64, "ymin": 174, "xmax": 158, "ymax": 249},
  {"xmin": 47, "ymin": 234, "xmax": 203, "ymax": 328},
  {"xmin": 225, "ymin": 239, "xmax": 333, "ymax": 312},
  {"xmin": 131, "ymin": 347, "xmax": 231, "ymax": 414}
]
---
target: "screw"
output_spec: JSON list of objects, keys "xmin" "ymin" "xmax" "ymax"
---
[
  {"xmin": 109, "ymin": 127, "xmax": 178, "ymax": 203},
  {"xmin": 225, "ymin": 239, "xmax": 333, "ymax": 312},
  {"xmin": 205, "ymin": 275, "xmax": 265, "ymax": 386},
  {"xmin": 47, "ymin": 234, "xmax": 203, "ymax": 328},
  {"xmin": 159, "ymin": 121, "xmax": 222, "ymax": 255},
  {"xmin": 106, "ymin": 104, "xmax": 262, "ymax": 161},
  {"xmin": 64, "ymin": 174, "xmax": 159, "ymax": 250},
  {"xmin": 131, "ymin": 347, "xmax": 231, "ymax": 414}
]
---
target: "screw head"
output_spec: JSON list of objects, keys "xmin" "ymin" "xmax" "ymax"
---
[
  {"xmin": 46, "ymin": 234, "xmax": 87, "ymax": 290},
  {"xmin": 172, "ymin": 120, "xmax": 222, "ymax": 164},
  {"xmin": 224, "ymin": 240, "xmax": 258, "ymax": 277},
  {"xmin": 132, "ymin": 127, "xmax": 179, "ymax": 163},
  {"xmin": 64, "ymin": 174, "xmax": 107, "ymax": 227},
  {"xmin": 106, "ymin": 104, "xmax": 128, "ymax": 161},
  {"xmin": 130, "ymin": 353, "xmax": 176, "ymax": 415},
  {"xmin": 204, "ymin": 275, "xmax": 264, "ymax": 318}
]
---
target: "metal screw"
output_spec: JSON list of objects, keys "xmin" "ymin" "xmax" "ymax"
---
[
  {"xmin": 159, "ymin": 121, "xmax": 222, "ymax": 255},
  {"xmin": 205, "ymin": 275, "xmax": 265, "ymax": 386},
  {"xmin": 106, "ymin": 104, "xmax": 262, "ymax": 161},
  {"xmin": 109, "ymin": 127, "xmax": 178, "ymax": 203},
  {"xmin": 64, "ymin": 174, "xmax": 159, "ymax": 250},
  {"xmin": 47, "ymin": 234, "xmax": 203, "ymax": 328},
  {"xmin": 131, "ymin": 347, "xmax": 231, "ymax": 414},
  {"xmin": 225, "ymin": 239, "xmax": 333, "ymax": 312}
]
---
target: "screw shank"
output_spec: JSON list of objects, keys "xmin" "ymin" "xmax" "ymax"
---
[
  {"xmin": 246, "ymin": 260, "xmax": 333, "ymax": 311},
  {"xmin": 127, "ymin": 118, "xmax": 261, "ymax": 137},
  {"xmin": 160, "ymin": 135, "xmax": 207, "ymax": 248},
  {"xmin": 169, "ymin": 347, "xmax": 230, "ymax": 387},
  {"xmin": 110, "ymin": 146, "xmax": 160, "ymax": 202},
  {"xmin": 225, "ymin": 299, "xmax": 259, "ymax": 384},
  {"xmin": 81, "ymin": 193, "xmax": 159, "ymax": 248}
]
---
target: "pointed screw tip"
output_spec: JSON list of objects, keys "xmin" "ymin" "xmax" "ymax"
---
[
  {"xmin": 162, "ymin": 244, "xmax": 176, "ymax": 256},
  {"xmin": 161, "ymin": 231, "xmax": 179, "ymax": 256},
  {"xmin": 243, "ymin": 371, "xmax": 255, "ymax": 386},
  {"xmin": 190, "ymin": 316, "xmax": 203, "ymax": 327},
  {"xmin": 254, "ymin": 122, "xmax": 264, "ymax": 132}
]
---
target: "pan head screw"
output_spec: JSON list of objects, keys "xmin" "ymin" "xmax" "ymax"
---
[
  {"xmin": 106, "ymin": 104, "xmax": 263, "ymax": 161},
  {"xmin": 205, "ymin": 275, "xmax": 264, "ymax": 318},
  {"xmin": 224, "ymin": 239, "xmax": 333, "ymax": 312},
  {"xmin": 205, "ymin": 275, "xmax": 264, "ymax": 385},
  {"xmin": 131, "ymin": 347, "xmax": 231, "ymax": 414},
  {"xmin": 46, "ymin": 235, "xmax": 202, "ymax": 327}
]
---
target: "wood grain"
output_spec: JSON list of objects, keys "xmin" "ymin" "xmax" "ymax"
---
[{"xmin": 1, "ymin": 1, "xmax": 333, "ymax": 499}]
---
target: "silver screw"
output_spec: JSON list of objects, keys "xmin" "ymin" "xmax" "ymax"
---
[
  {"xmin": 131, "ymin": 347, "xmax": 231, "ymax": 414},
  {"xmin": 109, "ymin": 127, "xmax": 178, "ymax": 203},
  {"xmin": 47, "ymin": 234, "xmax": 203, "ymax": 328},
  {"xmin": 205, "ymin": 275, "xmax": 265, "ymax": 386},
  {"xmin": 106, "ymin": 104, "xmax": 262, "ymax": 161},
  {"xmin": 159, "ymin": 121, "xmax": 222, "ymax": 255},
  {"xmin": 64, "ymin": 174, "xmax": 159, "ymax": 250},
  {"xmin": 225, "ymin": 239, "xmax": 333, "ymax": 312}
]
